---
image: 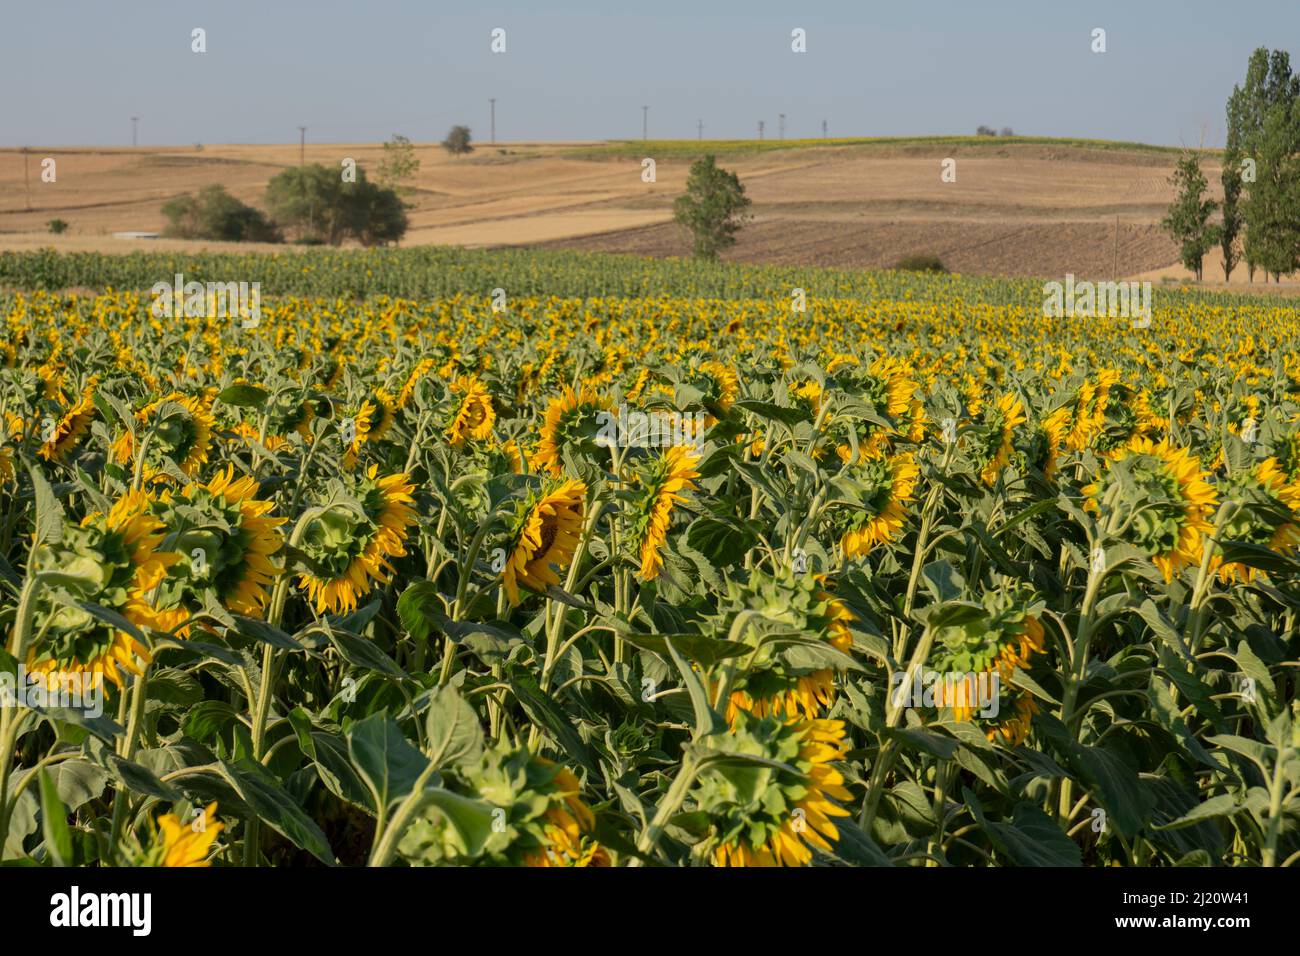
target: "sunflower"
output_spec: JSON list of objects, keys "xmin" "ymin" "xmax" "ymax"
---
[
  {"xmin": 397, "ymin": 748, "xmax": 610, "ymax": 867},
  {"xmin": 501, "ymin": 478, "xmax": 587, "ymax": 604},
  {"xmin": 522, "ymin": 764, "xmax": 611, "ymax": 868},
  {"xmin": 722, "ymin": 579, "xmax": 856, "ymax": 723},
  {"xmin": 156, "ymin": 803, "xmax": 224, "ymax": 867},
  {"xmin": 1084, "ymin": 438, "xmax": 1217, "ymax": 582},
  {"xmin": 929, "ymin": 591, "xmax": 1046, "ymax": 745},
  {"xmin": 36, "ymin": 381, "xmax": 96, "ymax": 463},
  {"xmin": 111, "ymin": 392, "xmax": 214, "ymax": 480},
  {"xmin": 1066, "ymin": 370, "xmax": 1120, "ymax": 451},
  {"xmin": 236, "ymin": 393, "xmax": 314, "ymax": 452},
  {"xmin": 974, "ymin": 392, "xmax": 1028, "ymax": 485},
  {"xmin": 296, "ymin": 467, "xmax": 418, "ymax": 614},
  {"xmin": 533, "ymin": 386, "xmax": 609, "ymax": 477},
  {"xmin": 341, "ymin": 399, "xmax": 375, "ymax": 469},
  {"xmin": 696, "ymin": 360, "xmax": 738, "ymax": 422},
  {"xmin": 698, "ymin": 715, "xmax": 852, "ymax": 867},
  {"xmin": 1017, "ymin": 405, "xmax": 1071, "ymax": 481},
  {"xmin": 835, "ymin": 452, "xmax": 919, "ymax": 558},
  {"xmin": 446, "ymin": 375, "xmax": 496, "ymax": 446},
  {"xmin": 26, "ymin": 490, "xmax": 180, "ymax": 689},
  {"xmin": 153, "ymin": 466, "xmax": 286, "ymax": 627},
  {"xmin": 629, "ymin": 445, "xmax": 701, "ymax": 581},
  {"xmin": 1211, "ymin": 457, "xmax": 1300, "ymax": 582}
]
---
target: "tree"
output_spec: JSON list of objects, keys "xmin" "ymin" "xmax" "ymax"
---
[
  {"xmin": 264, "ymin": 164, "xmax": 344, "ymax": 243},
  {"xmin": 1161, "ymin": 152, "xmax": 1219, "ymax": 281},
  {"xmin": 672, "ymin": 154, "xmax": 752, "ymax": 260},
  {"xmin": 999, "ymin": 127, "xmax": 1015, "ymax": 137},
  {"xmin": 161, "ymin": 185, "xmax": 279, "ymax": 242},
  {"xmin": 1228, "ymin": 48, "xmax": 1300, "ymax": 281},
  {"xmin": 378, "ymin": 133, "xmax": 420, "ymax": 197},
  {"xmin": 1221, "ymin": 87, "xmax": 1245, "ymax": 281},
  {"xmin": 442, "ymin": 126, "xmax": 473, "ymax": 156},
  {"xmin": 975, "ymin": 125, "xmax": 996, "ymax": 136},
  {"xmin": 265, "ymin": 164, "xmax": 406, "ymax": 246}
]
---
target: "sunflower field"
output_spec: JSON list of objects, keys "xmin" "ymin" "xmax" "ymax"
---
[{"xmin": 1, "ymin": 247, "xmax": 1298, "ymax": 868}]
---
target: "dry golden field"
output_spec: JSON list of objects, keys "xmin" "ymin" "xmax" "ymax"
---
[{"xmin": 1, "ymin": 138, "xmax": 1294, "ymax": 286}]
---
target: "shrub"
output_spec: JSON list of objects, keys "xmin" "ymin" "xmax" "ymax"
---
[
  {"xmin": 162, "ymin": 185, "xmax": 280, "ymax": 243},
  {"xmin": 47, "ymin": 219, "xmax": 69, "ymax": 235},
  {"xmin": 894, "ymin": 254, "xmax": 948, "ymax": 273},
  {"xmin": 442, "ymin": 125, "xmax": 474, "ymax": 156}
]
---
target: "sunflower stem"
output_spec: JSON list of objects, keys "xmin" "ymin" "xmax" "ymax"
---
[
  {"xmin": 0, "ymin": 572, "xmax": 41, "ymax": 855},
  {"xmin": 632, "ymin": 752, "xmax": 699, "ymax": 865}
]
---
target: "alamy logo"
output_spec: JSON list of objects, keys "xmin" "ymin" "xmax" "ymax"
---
[
  {"xmin": 890, "ymin": 669, "xmax": 1001, "ymax": 718},
  {"xmin": 50, "ymin": 886, "xmax": 152, "ymax": 936},
  {"xmin": 151, "ymin": 273, "xmax": 261, "ymax": 328},
  {"xmin": 595, "ymin": 404, "xmax": 706, "ymax": 449},
  {"xmin": 1042, "ymin": 274, "xmax": 1151, "ymax": 328},
  {"xmin": 0, "ymin": 666, "xmax": 104, "ymax": 718}
]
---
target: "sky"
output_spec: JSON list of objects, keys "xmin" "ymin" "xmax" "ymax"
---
[{"xmin": 1, "ymin": 0, "xmax": 1296, "ymax": 147}]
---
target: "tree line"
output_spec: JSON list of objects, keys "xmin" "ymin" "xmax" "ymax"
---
[{"xmin": 1165, "ymin": 48, "xmax": 1300, "ymax": 282}]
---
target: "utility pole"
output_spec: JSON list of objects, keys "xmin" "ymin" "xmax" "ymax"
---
[
  {"xmin": 822, "ymin": 119, "xmax": 828, "ymax": 139},
  {"xmin": 490, "ymin": 98, "xmax": 496, "ymax": 144},
  {"xmin": 23, "ymin": 147, "xmax": 31, "ymax": 211},
  {"xmin": 697, "ymin": 119, "xmax": 703, "ymax": 141},
  {"xmin": 779, "ymin": 113, "xmax": 786, "ymax": 140},
  {"xmin": 1113, "ymin": 215, "xmax": 1120, "ymax": 280},
  {"xmin": 298, "ymin": 126, "xmax": 306, "ymax": 165},
  {"xmin": 130, "ymin": 116, "xmax": 139, "ymax": 146},
  {"xmin": 642, "ymin": 105, "xmax": 649, "ymax": 140},
  {"xmin": 757, "ymin": 120, "xmax": 764, "ymax": 141}
]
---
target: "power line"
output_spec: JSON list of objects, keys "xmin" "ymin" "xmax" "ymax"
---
[
  {"xmin": 489, "ymin": 98, "xmax": 496, "ymax": 145},
  {"xmin": 298, "ymin": 126, "xmax": 306, "ymax": 165},
  {"xmin": 130, "ymin": 116, "xmax": 139, "ymax": 147},
  {"xmin": 697, "ymin": 119, "xmax": 703, "ymax": 141},
  {"xmin": 779, "ymin": 113, "xmax": 786, "ymax": 140},
  {"xmin": 642, "ymin": 105, "xmax": 649, "ymax": 140},
  {"xmin": 757, "ymin": 120, "xmax": 764, "ymax": 141}
]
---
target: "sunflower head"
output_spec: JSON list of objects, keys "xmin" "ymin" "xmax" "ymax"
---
[
  {"xmin": 296, "ymin": 467, "xmax": 417, "ymax": 615},
  {"xmin": 626, "ymin": 445, "xmax": 701, "ymax": 581},
  {"xmin": 445, "ymin": 375, "xmax": 497, "ymax": 446},
  {"xmin": 398, "ymin": 746, "xmax": 608, "ymax": 867},
  {"xmin": 153, "ymin": 466, "xmax": 286, "ymax": 622},
  {"xmin": 27, "ymin": 491, "xmax": 180, "ymax": 689},
  {"xmin": 1211, "ymin": 458, "xmax": 1300, "ymax": 582},
  {"xmin": 533, "ymin": 387, "xmax": 609, "ymax": 477},
  {"xmin": 1084, "ymin": 438, "xmax": 1217, "ymax": 582},
  {"xmin": 710, "ymin": 568, "xmax": 858, "ymax": 722},
  {"xmin": 112, "ymin": 393, "xmax": 215, "ymax": 481},
  {"xmin": 501, "ymin": 478, "xmax": 587, "ymax": 604},
  {"xmin": 972, "ymin": 392, "xmax": 1027, "ymax": 485},
  {"xmin": 694, "ymin": 713, "xmax": 852, "ymax": 866},
  {"xmin": 830, "ymin": 452, "xmax": 919, "ymax": 558}
]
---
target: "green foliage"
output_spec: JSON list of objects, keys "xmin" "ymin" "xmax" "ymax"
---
[
  {"xmin": 672, "ymin": 154, "xmax": 752, "ymax": 260},
  {"xmin": 441, "ymin": 126, "xmax": 474, "ymax": 156},
  {"xmin": 894, "ymin": 254, "xmax": 947, "ymax": 273},
  {"xmin": 264, "ymin": 164, "xmax": 407, "ymax": 247},
  {"xmin": 161, "ymin": 185, "xmax": 281, "ymax": 243},
  {"xmin": 377, "ymin": 134, "xmax": 421, "ymax": 197},
  {"xmin": 46, "ymin": 219, "xmax": 68, "ymax": 235},
  {"xmin": 1161, "ymin": 152, "xmax": 1219, "ymax": 281}
]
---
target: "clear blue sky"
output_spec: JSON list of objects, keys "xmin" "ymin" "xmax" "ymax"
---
[{"xmin": 1, "ymin": 0, "xmax": 1294, "ymax": 147}]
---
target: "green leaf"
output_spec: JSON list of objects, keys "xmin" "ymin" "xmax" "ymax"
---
[
  {"xmin": 38, "ymin": 770, "xmax": 73, "ymax": 867},
  {"xmin": 346, "ymin": 712, "xmax": 431, "ymax": 814},
  {"xmin": 421, "ymin": 685, "xmax": 485, "ymax": 769},
  {"xmin": 217, "ymin": 759, "xmax": 334, "ymax": 864},
  {"xmin": 27, "ymin": 461, "xmax": 64, "ymax": 549},
  {"xmin": 989, "ymin": 803, "xmax": 1082, "ymax": 867},
  {"xmin": 663, "ymin": 637, "xmax": 725, "ymax": 740},
  {"xmin": 216, "ymin": 384, "xmax": 269, "ymax": 408}
]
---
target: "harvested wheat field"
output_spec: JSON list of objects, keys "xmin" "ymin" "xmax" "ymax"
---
[{"xmin": 0, "ymin": 138, "xmax": 1259, "ymax": 282}]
